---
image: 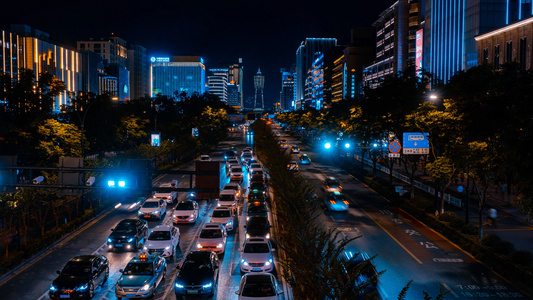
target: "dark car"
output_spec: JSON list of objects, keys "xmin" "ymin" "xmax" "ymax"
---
[
  {"xmin": 174, "ymin": 251, "xmax": 219, "ymax": 297},
  {"xmin": 224, "ymin": 150, "xmax": 237, "ymax": 160},
  {"xmin": 338, "ymin": 251, "xmax": 381, "ymax": 299},
  {"xmin": 299, "ymin": 154, "xmax": 312, "ymax": 165},
  {"xmin": 107, "ymin": 219, "xmax": 148, "ymax": 252},
  {"xmin": 250, "ymin": 174, "xmax": 266, "ymax": 185},
  {"xmin": 246, "ymin": 202, "xmax": 269, "ymax": 221},
  {"xmin": 245, "ymin": 216, "xmax": 271, "ymax": 240},
  {"xmin": 249, "ymin": 182, "xmax": 267, "ymax": 196},
  {"xmin": 247, "ymin": 192, "xmax": 267, "ymax": 204},
  {"xmin": 49, "ymin": 255, "xmax": 109, "ymax": 299}
]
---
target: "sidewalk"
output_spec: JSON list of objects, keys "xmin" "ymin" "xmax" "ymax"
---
[{"xmin": 344, "ymin": 153, "xmax": 533, "ymax": 252}]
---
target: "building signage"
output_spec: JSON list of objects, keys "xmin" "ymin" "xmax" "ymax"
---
[
  {"xmin": 415, "ymin": 29, "xmax": 423, "ymax": 77},
  {"xmin": 403, "ymin": 132, "xmax": 429, "ymax": 155},
  {"xmin": 150, "ymin": 57, "xmax": 170, "ymax": 63},
  {"xmin": 151, "ymin": 133, "xmax": 161, "ymax": 147}
]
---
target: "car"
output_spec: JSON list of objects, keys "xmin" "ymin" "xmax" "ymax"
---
[
  {"xmin": 218, "ymin": 189, "xmax": 238, "ymax": 211},
  {"xmin": 244, "ymin": 216, "xmax": 271, "ymax": 240},
  {"xmin": 174, "ymin": 251, "xmax": 219, "ymax": 297},
  {"xmin": 107, "ymin": 219, "xmax": 148, "ymax": 251},
  {"xmin": 210, "ymin": 206, "xmax": 235, "ymax": 232},
  {"xmin": 235, "ymin": 273, "xmax": 283, "ymax": 299},
  {"xmin": 290, "ymin": 145, "xmax": 300, "ymax": 154},
  {"xmin": 299, "ymin": 154, "xmax": 311, "ymax": 165},
  {"xmin": 138, "ymin": 198, "xmax": 167, "ymax": 220},
  {"xmin": 143, "ymin": 225, "xmax": 180, "ymax": 258},
  {"xmin": 173, "ymin": 200, "xmax": 199, "ymax": 224},
  {"xmin": 324, "ymin": 190, "xmax": 349, "ymax": 212},
  {"xmin": 243, "ymin": 147, "xmax": 253, "ymax": 154},
  {"xmin": 338, "ymin": 251, "xmax": 381, "ymax": 299},
  {"xmin": 323, "ymin": 177, "xmax": 342, "ymax": 191},
  {"xmin": 287, "ymin": 160, "xmax": 299, "ymax": 171},
  {"xmin": 247, "ymin": 158, "xmax": 259, "ymax": 168},
  {"xmin": 223, "ymin": 182, "xmax": 242, "ymax": 199},
  {"xmin": 230, "ymin": 165, "xmax": 244, "ymax": 181},
  {"xmin": 250, "ymin": 174, "xmax": 266, "ymax": 185},
  {"xmin": 249, "ymin": 162, "xmax": 263, "ymax": 172},
  {"xmin": 115, "ymin": 254, "xmax": 167, "ymax": 299},
  {"xmin": 200, "ymin": 155, "xmax": 211, "ymax": 161},
  {"xmin": 153, "ymin": 182, "xmax": 178, "ymax": 204},
  {"xmin": 246, "ymin": 201, "xmax": 269, "ymax": 221},
  {"xmin": 49, "ymin": 255, "xmax": 109, "ymax": 300},
  {"xmin": 250, "ymin": 169, "xmax": 266, "ymax": 178},
  {"xmin": 249, "ymin": 181, "xmax": 267, "ymax": 197},
  {"xmin": 196, "ymin": 222, "xmax": 228, "ymax": 254},
  {"xmin": 227, "ymin": 158, "xmax": 240, "ymax": 167},
  {"xmin": 224, "ymin": 150, "xmax": 237, "ymax": 160},
  {"xmin": 279, "ymin": 139, "xmax": 288, "ymax": 149},
  {"xmin": 241, "ymin": 152, "xmax": 253, "ymax": 164},
  {"xmin": 240, "ymin": 237, "xmax": 275, "ymax": 275},
  {"xmin": 247, "ymin": 192, "xmax": 267, "ymax": 204}
]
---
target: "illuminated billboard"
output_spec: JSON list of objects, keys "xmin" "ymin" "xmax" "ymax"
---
[
  {"xmin": 151, "ymin": 133, "xmax": 161, "ymax": 147},
  {"xmin": 415, "ymin": 29, "xmax": 423, "ymax": 76}
]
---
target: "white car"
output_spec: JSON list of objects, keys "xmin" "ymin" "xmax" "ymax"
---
[
  {"xmin": 138, "ymin": 198, "xmax": 167, "ymax": 220},
  {"xmin": 230, "ymin": 165, "xmax": 244, "ymax": 182},
  {"xmin": 172, "ymin": 200, "xmax": 199, "ymax": 224},
  {"xmin": 241, "ymin": 152, "xmax": 253, "ymax": 164},
  {"xmin": 249, "ymin": 163, "xmax": 262, "ymax": 172},
  {"xmin": 223, "ymin": 182, "xmax": 242, "ymax": 199},
  {"xmin": 218, "ymin": 189, "xmax": 237, "ymax": 211},
  {"xmin": 210, "ymin": 207, "xmax": 235, "ymax": 232},
  {"xmin": 227, "ymin": 158, "xmax": 240, "ymax": 167},
  {"xmin": 235, "ymin": 273, "xmax": 283, "ymax": 299},
  {"xmin": 153, "ymin": 181, "xmax": 178, "ymax": 204},
  {"xmin": 143, "ymin": 225, "xmax": 180, "ymax": 258},
  {"xmin": 196, "ymin": 222, "xmax": 227, "ymax": 254},
  {"xmin": 200, "ymin": 155, "xmax": 211, "ymax": 161},
  {"xmin": 239, "ymin": 237, "xmax": 275, "ymax": 274}
]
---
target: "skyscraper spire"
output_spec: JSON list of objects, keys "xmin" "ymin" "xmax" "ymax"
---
[{"xmin": 254, "ymin": 67, "xmax": 265, "ymax": 111}]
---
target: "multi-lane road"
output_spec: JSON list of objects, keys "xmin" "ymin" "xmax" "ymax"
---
[{"xmin": 0, "ymin": 126, "xmax": 529, "ymax": 300}]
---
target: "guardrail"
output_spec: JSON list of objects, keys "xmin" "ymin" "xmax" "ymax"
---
[{"xmin": 358, "ymin": 157, "xmax": 462, "ymax": 208}]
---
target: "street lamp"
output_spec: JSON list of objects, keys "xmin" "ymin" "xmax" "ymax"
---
[{"xmin": 429, "ymin": 94, "xmax": 438, "ymax": 101}]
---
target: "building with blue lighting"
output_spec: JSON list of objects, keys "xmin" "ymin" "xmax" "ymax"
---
[
  {"xmin": 253, "ymin": 68, "xmax": 265, "ymax": 111},
  {"xmin": 280, "ymin": 67, "xmax": 295, "ymax": 111},
  {"xmin": 207, "ymin": 68, "xmax": 228, "ymax": 102},
  {"xmin": 228, "ymin": 59, "xmax": 244, "ymax": 108},
  {"xmin": 150, "ymin": 56, "xmax": 206, "ymax": 98}
]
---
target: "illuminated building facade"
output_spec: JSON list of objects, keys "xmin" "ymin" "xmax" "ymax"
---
[
  {"xmin": 0, "ymin": 29, "xmax": 21, "ymax": 82},
  {"xmin": 207, "ymin": 68, "xmax": 228, "ymax": 102},
  {"xmin": 310, "ymin": 54, "xmax": 324, "ymax": 110},
  {"xmin": 295, "ymin": 38, "xmax": 337, "ymax": 109},
  {"xmin": 11, "ymin": 25, "xmax": 82, "ymax": 112},
  {"xmin": 280, "ymin": 67, "xmax": 295, "ymax": 111},
  {"xmin": 127, "ymin": 44, "xmax": 149, "ymax": 100},
  {"xmin": 150, "ymin": 56, "xmax": 206, "ymax": 98},
  {"xmin": 79, "ymin": 50, "xmax": 105, "ymax": 95},
  {"xmin": 226, "ymin": 83, "xmax": 240, "ymax": 109},
  {"xmin": 228, "ymin": 59, "xmax": 244, "ymax": 108},
  {"xmin": 475, "ymin": 16, "xmax": 533, "ymax": 70},
  {"xmin": 253, "ymin": 68, "xmax": 265, "ymax": 110}
]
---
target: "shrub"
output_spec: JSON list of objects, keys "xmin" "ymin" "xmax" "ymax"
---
[
  {"xmin": 511, "ymin": 251, "xmax": 533, "ymax": 266},
  {"xmin": 412, "ymin": 195, "xmax": 433, "ymax": 212},
  {"xmin": 449, "ymin": 217, "xmax": 465, "ymax": 229},
  {"xmin": 461, "ymin": 223, "xmax": 479, "ymax": 235},
  {"xmin": 437, "ymin": 211, "xmax": 458, "ymax": 223},
  {"xmin": 493, "ymin": 241, "xmax": 515, "ymax": 255},
  {"xmin": 481, "ymin": 234, "xmax": 502, "ymax": 247}
]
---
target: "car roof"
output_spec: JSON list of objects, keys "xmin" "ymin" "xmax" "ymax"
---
[
  {"xmin": 129, "ymin": 254, "xmax": 158, "ymax": 263},
  {"xmin": 245, "ymin": 237, "xmax": 269, "ymax": 244},
  {"xmin": 152, "ymin": 224, "xmax": 173, "ymax": 231},
  {"xmin": 186, "ymin": 250, "xmax": 212, "ymax": 259},
  {"xmin": 118, "ymin": 219, "xmax": 138, "ymax": 225},
  {"xmin": 213, "ymin": 206, "xmax": 232, "ymax": 212},
  {"xmin": 69, "ymin": 255, "xmax": 98, "ymax": 263},
  {"xmin": 243, "ymin": 272, "xmax": 275, "ymax": 283},
  {"xmin": 220, "ymin": 189, "xmax": 237, "ymax": 195},
  {"xmin": 145, "ymin": 198, "xmax": 160, "ymax": 202},
  {"xmin": 203, "ymin": 222, "xmax": 224, "ymax": 229}
]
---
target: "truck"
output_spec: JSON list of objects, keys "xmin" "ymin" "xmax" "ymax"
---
[{"xmin": 194, "ymin": 161, "xmax": 222, "ymax": 201}]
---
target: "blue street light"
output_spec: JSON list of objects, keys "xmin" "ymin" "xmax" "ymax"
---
[
  {"xmin": 345, "ymin": 143, "xmax": 350, "ymax": 149},
  {"xmin": 118, "ymin": 180, "xmax": 126, "ymax": 187},
  {"xmin": 108, "ymin": 178, "xmax": 127, "ymax": 188},
  {"xmin": 324, "ymin": 142, "xmax": 331, "ymax": 149},
  {"xmin": 108, "ymin": 180, "xmax": 115, "ymax": 187}
]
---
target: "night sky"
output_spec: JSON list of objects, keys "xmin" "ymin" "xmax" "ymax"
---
[{"xmin": 2, "ymin": 0, "xmax": 395, "ymax": 109}]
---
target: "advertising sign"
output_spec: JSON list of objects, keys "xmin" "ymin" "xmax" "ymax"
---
[
  {"xmin": 415, "ymin": 29, "xmax": 423, "ymax": 76},
  {"xmin": 403, "ymin": 132, "xmax": 429, "ymax": 155},
  {"xmin": 151, "ymin": 133, "xmax": 161, "ymax": 147}
]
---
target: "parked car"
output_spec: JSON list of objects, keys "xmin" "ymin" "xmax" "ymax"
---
[
  {"xmin": 235, "ymin": 273, "xmax": 283, "ymax": 299},
  {"xmin": 138, "ymin": 198, "xmax": 167, "ymax": 220},
  {"xmin": 107, "ymin": 219, "xmax": 148, "ymax": 251},
  {"xmin": 210, "ymin": 206, "xmax": 235, "ymax": 232},
  {"xmin": 244, "ymin": 216, "xmax": 271, "ymax": 240},
  {"xmin": 174, "ymin": 251, "xmax": 219, "ymax": 297},
  {"xmin": 143, "ymin": 225, "xmax": 180, "ymax": 258},
  {"xmin": 49, "ymin": 255, "xmax": 109, "ymax": 300},
  {"xmin": 299, "ymin": 154, "xmax": 311, "ymax": 165},
  {"xmin": 239, "ymin": 237, "xmax": 275, "ymax": 275},
  {"xmin": 324, "ymin": 189, "xmax": 349, "ymax": 212},
  {"xmin": 196, "ymin": 222, "xmax": 228, "ymax": 255},
  {"xmin": 172, "ymin": 200, "xmax": 199, "ymax": 224},
  {"xmin": 115, "ymin": 254, "xmax": 167, "ymax": 299}
]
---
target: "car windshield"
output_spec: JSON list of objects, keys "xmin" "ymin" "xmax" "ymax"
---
[
  {"xmin": 244, "ymin": 243, "xmax": 270, "ymax": 253},
  {"xmin": 175, "ymin": 202, "xmax": 194, "ymax": 210},
  {"xmin": 114, "ymin": 222, "xmax": 136, "ymax": 233},
  {"xmin": 148, "ymin": 231, "xmax": 170, "ymax": 240},
  {"xmin": 212, "ymin": 210, "xmax": 231, "ymax": 217},
  {"xmin": 142, "ymin": 201, "xmax": 159, "ymax": 208},
  {"xmin": 248, "ymin": 205, "xmax": 266, "ymax": 213},
  {"xmin": 224, "ymin": 185, "xmax": 238, "ymax": 190},
  {"xmin": 242, "ymin": 280, "xmax": 275, "ymax": 297},
  {"xmin": 200, "ymin": 229, "xmax": 223, "ymax": 238},
  {"xmin": 220, "ymin": 195, "xmax": 235, "ymax": 202},
  {"xmin": 181, "ymin": 260, "xmax": 211, "ymax": 272},
  {"xmin": 248, "ymin": 217, "xmax": 269, "ymax": 227},
  {"xmin": 301, "ymin": 155, "xmax": 309, "ymax": 160},
  {"xmin": 250, "ymin": 183, "xmax": 264, "ymax": 190},
  {"xmin": 61, "ymin": 262, "xmax": 92, "ymax": 276},
  {"xmin": 231, "ymin": 167, "xmax": 241, "ymax": 173},
  {"xmin": 243, "ymin": 154, "xmax": 252, "ymax": 158},
  {"xmin": 326, "ymin": 179, "xmax": 340, "ymax": 187},
  {"xmin": 251, "ymin": 164, "xmax": 261, "ymax": 168},
  {"xmin": 123, "ymin": 262, "xmax": 153, "ymax": 275}
]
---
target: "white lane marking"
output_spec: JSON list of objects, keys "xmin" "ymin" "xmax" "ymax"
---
[{"xmin": 442, "ymin": 282, "xmax": 460, "ymax": 298}]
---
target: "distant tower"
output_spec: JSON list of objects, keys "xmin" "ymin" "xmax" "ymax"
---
[{"xmin": 254, "ymin": 68, "xmax": 265, "ymax": 110}]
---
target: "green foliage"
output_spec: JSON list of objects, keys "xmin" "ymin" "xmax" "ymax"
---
[
  {"xmin": 460, "ymin": 223, "xmax": 479, "ymax": 235},
  {"xmin": 481, "ymin": 234, "xmax": 502, "ymax": 247},
  {"xmin": 511, "ymin": 251, "xmax": 533, "ymax": 266},
  {"xmin": 437, "ymin": 211, "xmax": 458, "ymax": 222}
]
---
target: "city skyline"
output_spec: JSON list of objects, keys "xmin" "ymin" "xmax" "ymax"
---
[{"xmin": 1, "ymin": 0, "xmax": 395, "ymax": 109}]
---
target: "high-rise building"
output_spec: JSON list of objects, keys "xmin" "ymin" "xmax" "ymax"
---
[
  {"xmin": 127, "ymin": 44, "xmax": 149, "ymax": 100},
  {"xmin": 280, "ymin": 66, "xmax": 295, "ymax": 111},
  {"xmin": 150, "ymin": 56, "xmax": 206, "ymax": 98},
  {"xmin": 0, "ymin": 29, "xmax": 21, "ymax": 82},
  {"xmin": 310, "ymin": 54, "xmax": 324, "ymax": 110},
  {"xmin": 253, "ymin": 68, "xmax": 265, "ymax": 111},
  {"xmin": 207, "ymin": 68, "xmax": 228, "ymax": 102},
  {"xmin": 11, "ymin": 24, "xmax": 82, "ymax": 112},
  {"xmin": 295, "ymin": 38, "xmax": 337, "ymax": 109},
  {"xmin": 79, "ymin": 50, "xmax": 105, "ymax": 95},
  {"xmin": 228, "ymin": 59, "xmax": 244, "ymax": 108},
  {"xmin": 227, "ymin": 82, "xmax": 240, "ymax": 109}
]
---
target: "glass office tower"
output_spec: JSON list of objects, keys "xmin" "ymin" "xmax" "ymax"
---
[{"xmin": 150, "ymin": 56, "xmax": 206, "ymax": 98}]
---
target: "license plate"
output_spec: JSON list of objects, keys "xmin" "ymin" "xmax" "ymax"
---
[
  {"xmin": 115, "ymin": 244, "xmax": 123, "ymax": 247},
  {"xmin": 252, "ymin": 267, "xmax": 262, "ymax": 271},
  {"xmin": 187, "ymin": 290, "xmax": 199, "ymax": 294},
  {"xmin": 127, "ymin": 294, "xmax": 136, "ymax": 297},
  {"xmin": 60, "ymin": 295, "xmax": 70, "ymax": 299}
]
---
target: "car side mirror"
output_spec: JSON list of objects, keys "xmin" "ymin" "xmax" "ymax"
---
[
  {"xmin": 238, "ymin": 249, "xmax": 242, "ymax": 252},
  {"xmin": 235, "ymin": 291, "xmax": 240, "ymax": 295},
  {"xmin": 175, "ymin": 265, "xmax": 180, "ymax": 269},
  {"xmin": 195, "ymin": 235, "xmax": 199, "ymax": 238},
  {"xmin": 209, "ymin": 214, "xmax": 212, "ymax": 217},
  {"xmin": 56, "ymin": 270, "xmax": 61, "ymax": 275},
  {"xmin": 119, "ymin": 269, "xmax": 124, "ymax": 273}
]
